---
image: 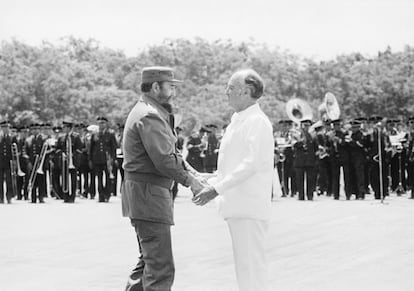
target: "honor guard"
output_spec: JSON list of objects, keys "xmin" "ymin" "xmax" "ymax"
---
[
  {"xmin": 0, "ymin": 120, "xmax": 15, "ymax": 203},
  {"xmin": 347, "ymin": 119, "xmax": 368, "ymax": 200},
  {"xmin": 25, "ymin": 123, "xmax": 47, "ymax": 203},
  {"xmin": 292, "ymin": 119, "xmax": 318, "ymax": 201},
  {"xmin": 89, "ymin": 116, "xmax": 117, "ymax": 202}
]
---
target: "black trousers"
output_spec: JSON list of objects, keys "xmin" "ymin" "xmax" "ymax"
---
[
  {"xmin": 0, "ymin": 167, "xmax": 12, "ymax": 202},
  {"xmin": 331, "ymin": 159, "xmax": 352, "ymax": 199},
  {"xmin": 369, "ymin": 162, "xmax": 389, "ymax": 199},
  {"xmin": 127, "ymin": 219, "xmax": 174, "ymax": 291},
  {"xmin": 295, "ymin": 166, "xmax": 316, "ymax": 200},
  {"xmin": 349, "ymin": 157, "xmax": 366, "ymax": 199},
  {"xmin": 90, "ymin": 163, "xmax": 111, "ymax": 202},
  {"xmin": 30, "ymin": 173, "xmax": 46, "ymax": 203},
  {"xmin": 62, "ymin": 168, "xmax": 77, "ymax": 202},
  {"xmin": 317, "ymin": 157, "xmax": 332, "ymax": 194}
]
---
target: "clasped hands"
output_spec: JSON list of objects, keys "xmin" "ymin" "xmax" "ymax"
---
[{"xmin": 189, "ymin": 173, "xmax": 218, "ymax": 206}]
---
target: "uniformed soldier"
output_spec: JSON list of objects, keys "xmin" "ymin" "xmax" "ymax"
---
[
  {"xmin": 313, "ymin": 121, "xmax": 332, "ymax": 196},
  {"xmin": 14, "ymin": 125, "xmax": 29, "ymax": 200},
  {"xmin": 203, "ymin": 124, "xmax": 219, "ymax": 173},
  {"xmin": 0, "ymin": 120, "xmax": 14, "ymax": 203},
  {"xmin": 113, "ymin": 123, "xmax": 125, "ymax": 196},
  {"xmin": 25, "ymin": 123, "xmax": 47, "ymax": 203},
  {"xmin": 89, "ymin": 116, "xmax": 117, "ymax": 202},
  {"xmin": 185, "ymin": 129, "xmax": 205, "ymax": 172},
  {"xmin": 366, "ymin": 117, "xmax": 390, "ymax": 200},
  {"xmin": 347, "ymin": 119, "xmax": 368, "ymax": 199},
  {"xmin": 78, "ymin": 124, "xmax": 91, "ymax": 198},
  {"xmin": 292, "ymin": 119, "xmax": 318, "ymax": 201},
  {"xmin": 56, "ymin": 121, "xmax": 82, "ymax": 203},
  {"xmin": 406, "ymin": 117, "xmax": 414, "ymax": 198}
]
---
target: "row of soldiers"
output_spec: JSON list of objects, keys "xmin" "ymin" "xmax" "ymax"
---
[
  {"xmin": 0, "ymin": 117, "xmax": 124, "ymax": 204},
  {"xmin": 274, "ymin": 116, "xmax": 414, "ymax": 201}
]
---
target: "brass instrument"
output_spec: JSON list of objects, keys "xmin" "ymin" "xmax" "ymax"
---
[
  {"xmin": 11, "ymin": 143, "xmax": 26, "ymax": 177},
  {"xmin": 62, "ymin": 133, "xmax": 76, "ymax": 193},
  {"xmin": 27, "ymin": 142, "xmax": 48, "ymax": 195},
  {"xmin": 106, "ymin": 151, "xmax": 115, "ymax": 179},
  {"xmin": 286, "ymin": 98, "xmax": 313, "ymax": 125},
  {"xmin": 318, "ymin": 92, "xmax": 340, "ymax": 121}
]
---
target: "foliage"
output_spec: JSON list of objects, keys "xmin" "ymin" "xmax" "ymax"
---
[{"xmin": 1, "ymin": 37, "xmax": 414, "ymax": 130}]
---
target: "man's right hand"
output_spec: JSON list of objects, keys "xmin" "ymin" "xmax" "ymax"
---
[{"xmin": 189, "ymin": 175, "xmax": 209, "ymax": 196}]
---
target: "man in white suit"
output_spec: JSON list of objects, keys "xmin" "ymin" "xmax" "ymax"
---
[{"xmin": 193, "ymin": 69, "xmax": 274, "ymax": 291}]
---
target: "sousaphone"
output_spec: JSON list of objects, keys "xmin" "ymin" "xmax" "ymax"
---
[
  {"xmin": 286, "ymin": 98, "xmax": 313, "ymax": 125},
  {"xmin": 319, "ymin": 92, "xmax": 340, "ymax": 121}
]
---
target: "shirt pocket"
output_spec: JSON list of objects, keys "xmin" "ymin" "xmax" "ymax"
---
[{"xmin": 148, "ymin": 183, "xmax": 171, "ymax": 199}]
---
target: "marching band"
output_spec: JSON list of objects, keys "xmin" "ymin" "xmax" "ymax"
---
[
  {"xmin": 0, "ymin": 117, "xmax": 123, "ymax": 204},
  {"xmin": 2, "ymin": 101, "xmax": 414, "ymax": 204}
]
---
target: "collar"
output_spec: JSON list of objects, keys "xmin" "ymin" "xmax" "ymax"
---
[
  {"xmin": 231, "ymin": 103, "xmax": 260, "ymax": 123},
  {"xmin": 141, "ymin": 95, "xmax": 170, "ymax": 122}
]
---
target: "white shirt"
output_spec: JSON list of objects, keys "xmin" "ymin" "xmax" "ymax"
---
[{"xmin": 211, "ymin": 103, "xmax": 274, "ymax": 221}]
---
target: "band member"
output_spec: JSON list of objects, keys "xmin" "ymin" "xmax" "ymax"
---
[
  {"xmin": 113, "ymin": 123, "xmax": 125, "ymax": 196},
  {"xmin": 56, "ymin": 121, "xmax": 81, "ymax": 203},
  {"xmin": 89, "ymin": 116, "xmax": 117, "ymax": 202},
  {"xmin": 78, "ymin": 124, "xmax": 91, "ymax": 198},
  {"xmin": 366, "ymin": 120, "xmax": 390, "ymax": 199},
  {"xmin": 0, "ymin": 120, "xmax": 14, "ymax": 203},
  {"xmin": 314, "ymin": 121, "xmax": 332, "ymax": 196},
  {"xmin": 203, "ymin": 124, "xmax": 219, "ymax": 173},
  {"xmin": 347, "ymin": 120, "xmax": 367, "ymax": 199},
  {"xmin": 388, "ymin": 119, "xmax": 407, "ymax": 194},
  {"xmin": 25, "ymin": 123, "xmax": 47, "ymax": 203},
  {"xmin": 293, "ymin": 119, "xmax": 318, "ymax": 201},
  {"xmin": 15, "ymin": 125, "xmax": 29, "ymax": 200},
  {"xmin": 185, "ymin": 129, "xmax": 205, "ymax": 172},
  {"xmin": 406, "ymin": 117, "xmax": 414, "ymax": 198}
]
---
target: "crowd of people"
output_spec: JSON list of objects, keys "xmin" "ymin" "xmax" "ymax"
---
[
  {"xmin": 2, "ymin": 114, "xmax": 414, "ymax": 204},
  {"xmin": 274, "ymin": 116, "xmax": 414, "ymax": 201},
  {"xmin": 0, "ymin": 117, "xmax": 123, "ymax": 204}
]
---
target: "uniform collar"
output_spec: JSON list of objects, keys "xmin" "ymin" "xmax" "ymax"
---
[{"xmin": 141, "ymin": 95, "xmax": 170, "ymax": 122}]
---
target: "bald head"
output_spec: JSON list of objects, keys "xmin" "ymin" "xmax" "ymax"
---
[
  {"xmin": 226, "ymin": 69, "xmax": 264, "ymax": 112},
  {"xmin": 230, "ymin": 69, "xmax": 264, "ymax": 99}
]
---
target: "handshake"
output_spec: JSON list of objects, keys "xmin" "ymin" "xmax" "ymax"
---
[{"xmin": 188, "ymin": 173, "xmax": 218, "ymax": 206}]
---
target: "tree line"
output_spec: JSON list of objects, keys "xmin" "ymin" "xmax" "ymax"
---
[{"xmin": 1, "ymin": 36, "xmax": 413, "ymax": 133}]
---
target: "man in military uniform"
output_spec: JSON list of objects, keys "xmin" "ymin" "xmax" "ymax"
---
[
  {"xmin": 122, "ymin": 66, "xmax": 204, "ymax": 291},
  {"xmin": 89, "ymin": 116, "xmax": 117, "ymax": 202},
  {"xmin": 78, "ymin": 124, "xmax": 91, "ymax": 198},
  {"xmin": 56, "ymin": 121, "xmax": 82, "ymax": 203},
  {"xmin": 348, "ymin": 120, "xmax": 368, "ymax": 199},
  {"xmin": 25, "ymin": 123, "xmax": 47, "ymax": 203},
  {"xmin": 203, "ymin": 124, "xmax": 219, "ymax": 173},
  {"xmin": 0, "ymin": 120, "xmax": 14, "ymax": 203},
  {"xmin": 112, "ymin": 123, "xmax": 124, "ymax": 197},
  {"xmin": 293, "ymin": 119, "xmax": 318, "ymax": 201}
]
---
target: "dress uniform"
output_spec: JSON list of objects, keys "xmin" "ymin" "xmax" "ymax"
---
[
  {"xmin": 185, "ymin": 131, "xmax": 204, "ymax": 172},
  {"xmin": 203, "ymin": 124, "xmax": 219, "ymax": 173},
  {"xmin": 0, "ymin": 120, "xmax": 14, "ymax": 203},
  {"xmin": 89, "ymin": 117, "xmax": 117, "ymax": 202},
  {"xmin": 25, "ymin": 124, "xmax": 47, "ymax": 203},
  {"xmin": 56, "ymin": 122, "xmax": 82, "ymax": 202},
  {"xmin": 15, "ymin": 126, "xmax": 29, "ymax": 200},
  {"xmin": 293, "ymin": 119, "xmax": 318, "ymax": 201},
  {"xmin": 347, "ymin": 120, "xmax": 367, "ymax": 199},
  {"xmin": 314, "ymin": 121, "xmax": 332, "ymax": 196}
]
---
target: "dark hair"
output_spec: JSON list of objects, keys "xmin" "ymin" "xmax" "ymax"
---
[
  {"xmin": 244, "ymin": 71, "xmax": 264, "ymax": 99},
  {"xmin": 140, "ymin": 81, "xmax": 165, "ymax": 93}
]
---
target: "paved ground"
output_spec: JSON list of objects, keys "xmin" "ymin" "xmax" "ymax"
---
[{"xmin": 1, "ymin": 188, "xmax": 414, "ymax": 291}]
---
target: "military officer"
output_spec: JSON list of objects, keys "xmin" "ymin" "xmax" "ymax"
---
[
  {"xmin": 0, "ymin": 120, "xmax": 14, "ymax": 203},
  {"xmin": 89, "ymin": 116, "xmax": 117, "ymax": 202}
]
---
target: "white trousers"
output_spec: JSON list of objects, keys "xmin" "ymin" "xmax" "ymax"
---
[{"xmin": 226, "ymin": 218, "xmax": 269, "ymax": 291}]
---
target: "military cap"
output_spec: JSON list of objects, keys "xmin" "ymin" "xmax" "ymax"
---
[
  {"xmin": 62, "ymin": 121, "xmax": 73, "ymax": 127},
  {"xmin": 330, "ymin": 118, "xmax": 342, "ymax": 125},
  {"xmin": 350, "ymin": 120, "xmax": 362, "ymax": 126},
  {"xmin": 53, "ymin": 126, "xmax": 62, "ymax": 132},
  {"xmin": 206, "ymin": 124, "xmax": 218, "ymax": 129},
  {"xmin": 300, "ymin": 119, "xmax": 313, "ymax": 125},
  {"xmin": 369, "ymin": 116, "xmax": 383, "ymax": 123},
  {"xmin": 141, "ymin": 66, "xmax": 182, "ymax": 84},
  {"xmin": 312, "ymin": 120, "xmax": 324, "ymax": 130},
  {"xmin": 96, "ymin": 116, "xmax": 108, "ymax": 122},
  {"xmin": 355, "ymin": 117, "xmax": 368, "ymax": 122},
  {"xmin": 0, "ymin": 120, "xmax": 11, "ymax": 126}
]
